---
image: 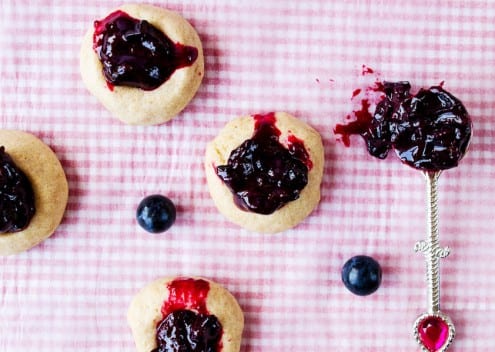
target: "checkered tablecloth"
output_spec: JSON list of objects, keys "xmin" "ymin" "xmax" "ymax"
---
[{"xmin": 1, "ymin": 1, "xmax": 494, "ymax": 351}]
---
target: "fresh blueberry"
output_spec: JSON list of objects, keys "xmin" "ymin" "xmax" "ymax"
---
[
  {"xmin": 136, "ymin": 195, "xmax": 176, "ymax": 233},
  {"xmin": 341, "ymin": 255, "xmax": 382, "ymax": 296}
]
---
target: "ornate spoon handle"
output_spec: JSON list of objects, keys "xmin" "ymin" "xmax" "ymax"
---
[{"xmin": 413, "ymin": 171, "xmax": 455, "ymax": 352}]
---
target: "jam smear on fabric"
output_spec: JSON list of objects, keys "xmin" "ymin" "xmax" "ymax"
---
[
  {"xmin": 334, "ymin": 99, "xmax": 374, "ymax": 148},
  {"xmin": 152, "ymin": 278, "xmax": 223, "ymax": 352},
  {"xmin": 351, "ymin": 88, "xmax": 362, "ymax": 99},
  {"xmin": 93, "ymin": 10, "xmax": 198, "ymax": 91},
  {"xmin": 216, "ymin": 112, "xmax": 311, "ymax": 215},
  {"xmin": 334, "ymin": 81, "xmax": 472, "ymax": 171},
  {"xmin": 0, "ymin": 147, "xmax": 36, "ymax": 233},
  {"xmin": 361, "ymin": 65, "xmax": 375, "ymax": 75}
]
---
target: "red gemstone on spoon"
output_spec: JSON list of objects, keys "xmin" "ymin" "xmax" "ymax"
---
[{"xmin": 418, "ymin": 316, "xmax": 449, "ymax": 351}]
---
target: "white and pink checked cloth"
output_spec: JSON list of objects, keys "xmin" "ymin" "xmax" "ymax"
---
[{"xmin": 1, "ymin": 1, "xmax": 494, "ymax": 351}]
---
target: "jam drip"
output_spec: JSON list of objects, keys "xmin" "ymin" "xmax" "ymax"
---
[
  {"xmin": 152, "ymin": 310, "xmax": 222, "ymax": 352},
  {"xmin": 335, "ymin": 82, "xmax": 472, "ymax": 171},
  {"xmin": 93, "ymin": 10, "xmax": 198, "ymax": 91},
  {"xmin": 153, "ymin": 278, "xmax": 223, "ymax": 352},
  {"xmin": 0, "ymin": 147, "xmax": 36, "ymax": 233},
  {"xmin": 216, "ymin": 113, "xmax": 311, "ymax": 215}
]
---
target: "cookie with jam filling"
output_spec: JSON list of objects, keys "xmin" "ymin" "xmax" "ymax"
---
[
  {"xmin": 80, "ymin": 4, "xmax": 204, "ymax": 125},
  {"xmin": 205, "ymin": 112, "xmax": 324, "ymax": 233},
  {"xmin": 127, "ymin": 277, "xmax": 244, "ymax": 352},
  {"xmin": 0, "ymin": 130, "xmax": 68, "ymax": 256}
]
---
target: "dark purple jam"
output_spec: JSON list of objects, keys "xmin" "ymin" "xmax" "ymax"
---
[
  {"xmin": 335, "ymin": 81, "xmax": 472, "ymax": 171},
  {"xmin": 393, "ymin": 86, "xmax": 472, "ymax": 170},
  {"xmin": 216, "ymin": 113, "xmax": 311, "ymax": 215},
  {"xmin": 93, "ymin": 10, "xmax": 198, "ymax": 91},
  {"xmin": 363, "ymin": 81, "xmax": 412, "ymax": 159},
  {"xmin": 151, "ymin": 310, "xmax": 222, "ymax": 352},
  {"xmin": 0, "ymin": 147, "xmax": 36, "ymax": 233}
]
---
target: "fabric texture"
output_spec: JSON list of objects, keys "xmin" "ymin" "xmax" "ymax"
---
[{"xmin": 0, "ymin": 1, "xmax": 494, "ymax": 351}]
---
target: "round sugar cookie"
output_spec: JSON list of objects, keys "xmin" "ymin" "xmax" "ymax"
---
[
  {"xmin": 0, "ymin": 130, "xmax": 68, "ymax": 256},
  {"xmin": 205, "ymin": 112, "xmax": 324, "ymax": 233},
  {"xmin": 127, "ymin": 277, "xmax": 244, "ymax": 352},
  {"xmin": 80, "ymin": 4, "xmax": 204, "ymax": 125}
]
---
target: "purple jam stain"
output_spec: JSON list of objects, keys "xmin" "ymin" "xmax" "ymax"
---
[
  {"xmin": 216, "ymin": 112, "xmax": 311, "ymax": 215},
  {"xmin": 152, "ymin": 278, "xmax": 223, "ymax": 352},
  {"xmin": 0, "ymin": 147, "xmax": 36, "ymax": 233},
  {"xmin": 334, "ymin": 81, "xmax": 472, "ymax": 171},
  {"xmin": 93, "ymin": 10, "xmax": 198, "ymax": 91}
]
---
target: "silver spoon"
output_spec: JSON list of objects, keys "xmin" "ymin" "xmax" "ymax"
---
[{"xmin": 413, "ymin": 171, "xmax": 455, "ymax": 352}]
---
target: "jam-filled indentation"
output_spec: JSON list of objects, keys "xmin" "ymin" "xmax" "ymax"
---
[
  {"xmin": 152, "ymin": 309, "xmax": 222, "ymax": 352},
  {"xmin": 93, "ymin": 10, "xmax": 198, "ymax": 91},
  {"xmin": 152, "ymin": 278, "xmax": 223, "ymax": 352},
  {"xmin": 216, "ymin": 113, "xmax": 311, "ymax": 215},
  {"xmin": 0, "ymin": 146, "xmax": 36, "ymax": 233}
]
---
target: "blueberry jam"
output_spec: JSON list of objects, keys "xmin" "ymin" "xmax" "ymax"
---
[
  {"xmin": 153, "ymin": 278, "xmax": 223, "ymax": 352},
  {"xmin": 335, "ymin": 82, "xmax": 472, "ymax": 171},
  {"xmin": 93, "ymin": 10, "xmax": 198, "ymax": 91},
  {"xmin": 364, "ymin": 81, "xmax": 413, "ymax": 159},
  {"xmin": 0, "ymin": 147, "xmax": 36, "ymax": 233},
  {"xmin": 394, "ymin": 86, "xmax": 472, "ymax": 171},
  {"xmin": 216, "ymin": 113, "xmax": 311, "ymax": 215},
  {"xmin": 152, "ymin": 310, "xmax": 222, "ymax": 352}
]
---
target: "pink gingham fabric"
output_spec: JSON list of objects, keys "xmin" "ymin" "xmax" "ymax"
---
[{"xmin": 1, "ymin": 0, "xmax": 494, "ymax": 351}]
